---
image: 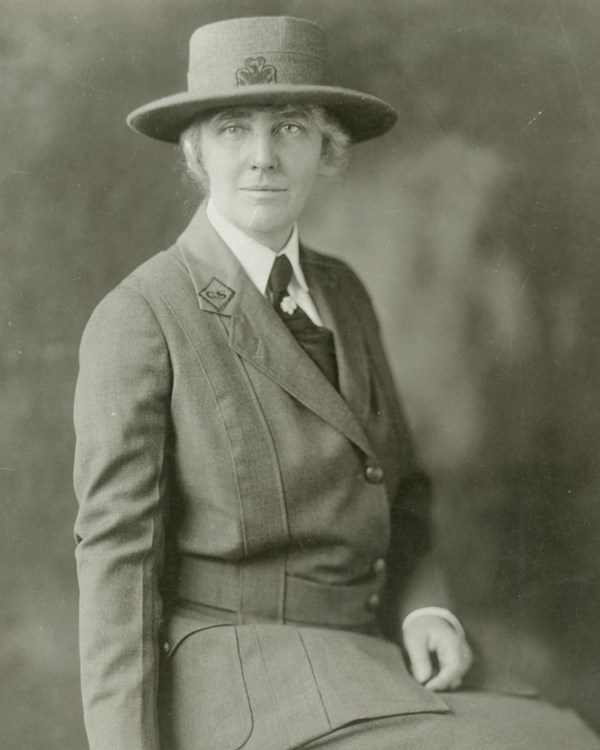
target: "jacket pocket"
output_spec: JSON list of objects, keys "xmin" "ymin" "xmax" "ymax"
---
[
  {"xmin": 233, "ymin": 624, "xmax": 450, "ymax": 750},
  {"xmin": 159, "ymin": 614, "xmax": 253, "ymax": 750},
  {"xmin": 297, "ymin": 626, "xmax": 450, "ymax": 727}
]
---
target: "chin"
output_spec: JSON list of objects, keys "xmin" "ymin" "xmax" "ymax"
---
[{"xmin": 245, "ymin": 207, "xmax": 288, "ymax": 232}]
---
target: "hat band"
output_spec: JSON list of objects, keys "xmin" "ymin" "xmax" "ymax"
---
[{"xmin": 187, "ymin": 51, "xmax": 335, "ymax": 93}]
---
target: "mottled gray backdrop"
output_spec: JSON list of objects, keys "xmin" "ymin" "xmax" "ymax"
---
[{"xmin": 2, "ymin": 0, "xmax": 599, "ymax": 747}]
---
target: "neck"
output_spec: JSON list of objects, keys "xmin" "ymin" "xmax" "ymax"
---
[{"xmin": 243, "ymin": 226, "xmax": 294, "ymax": 253}]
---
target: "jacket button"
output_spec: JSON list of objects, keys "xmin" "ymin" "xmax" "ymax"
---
[
  {"xmin": 365, "ymin": 592, "xmax": 381, "ymax": 611},
  {"xmin": 163, "ymin": 642, "xmax": 171, "ymax": 654},
  {"xmin": 365, "ymin": 465, "xmax": 384, "ymax": 484},
  {"xmin": 373, "ymin": 558, "xmax": 386, "ymax": 575}
]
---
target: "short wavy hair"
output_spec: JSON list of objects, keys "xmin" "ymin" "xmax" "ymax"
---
[{"xmin": 180, "ymin": 104, "xmax": 352, "ymax": 194}]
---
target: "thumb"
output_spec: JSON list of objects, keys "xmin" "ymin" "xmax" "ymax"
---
[{"xmin": 403, "ymin": 630, "xmax": 433, "ymax": 684}]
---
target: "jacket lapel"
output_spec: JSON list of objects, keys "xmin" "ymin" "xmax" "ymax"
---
[
  {"xmin": 175, "ymin": 205, "xmax": 373, "ymax": 457},
  {"xmin": 301, "ymin": 248, "xmax": 371, "ymax": 428}
]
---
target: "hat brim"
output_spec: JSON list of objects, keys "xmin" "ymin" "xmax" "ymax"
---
[{"xmin": 126, "ymin": 84, "xmax": 397, "ymax": 144}]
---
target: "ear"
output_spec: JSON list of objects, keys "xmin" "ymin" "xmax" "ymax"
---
[
  {"xmin": 317, "ymin": 163, "xmax": 338, "ymax": 178},
  {"xmin": 317, "ymin": 148, "xmax": 339, "ymax": 178}
]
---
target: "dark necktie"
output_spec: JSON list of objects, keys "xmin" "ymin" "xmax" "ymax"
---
[{"xmin": 267, "ymin": 255, "xmax": 339, "ymax": 390}]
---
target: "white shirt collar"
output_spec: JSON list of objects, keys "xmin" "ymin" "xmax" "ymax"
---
[{"xmin": 206, "ymin": 198, "xmax": 309, "ymax": 295}]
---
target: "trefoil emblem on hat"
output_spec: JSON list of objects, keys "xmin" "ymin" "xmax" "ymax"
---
[{"xmin": 236, "ymin": 57, "xmax": 278, "ymax": 86}]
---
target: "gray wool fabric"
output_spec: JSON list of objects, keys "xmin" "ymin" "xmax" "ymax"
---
[
  {"xmin": 74, "ymin": 204, "xmax": 600, "ymax": 750},
  {"xmin": 126, "ymin": 16, "xmax": 398, "ymax": 143},
  {"xmin": 187, "ymin": 17, "xmax": 336, "ymax": 89}
]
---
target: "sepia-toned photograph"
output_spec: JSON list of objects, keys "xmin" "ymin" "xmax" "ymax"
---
[{"xmin": 2, "ymin": 1, "xmax": 600, "ymax": 748}]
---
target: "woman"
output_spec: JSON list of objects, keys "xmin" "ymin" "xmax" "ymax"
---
[{"xmin": 74, "ymin": 15, "xmax": 600, "ymax": 750}]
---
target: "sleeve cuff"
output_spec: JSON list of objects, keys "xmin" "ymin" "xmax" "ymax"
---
[{"xmin": 401, "ymin": 606, "xmax": 466, "ymax": 639}]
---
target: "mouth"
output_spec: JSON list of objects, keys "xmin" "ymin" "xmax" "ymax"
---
[{"xmin": 240, "ymin": 186, "xmax": 287, "ymax": 193}]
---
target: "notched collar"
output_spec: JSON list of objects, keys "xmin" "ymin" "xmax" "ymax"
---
[{"xmin": 173, "ymin": 204, "xmax": 374, "ymax": 456}]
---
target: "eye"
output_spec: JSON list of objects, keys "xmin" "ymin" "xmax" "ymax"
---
[
  {"xmin": 277, "ymin": 122, "xmax": 303, "ymax": 135},
  {"xmin": 219, "ymin": 123, "xmax": 245, "ymax": 136}
]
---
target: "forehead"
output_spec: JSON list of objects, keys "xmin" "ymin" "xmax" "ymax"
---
[{"xmin": 205, "ymin": 105, "xmax": 314, "ymax": 125}]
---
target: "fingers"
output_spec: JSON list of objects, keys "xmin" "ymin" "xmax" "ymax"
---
[
  {"xmin": 424, "ymin": 635, "xmax": 473, "ymax": 692},
  {"xmin": 403, "ymin": 626, "xmax": 434, "ymax": 684},
  {"xmin": 402, "ymin": 614, "xmax": 474, "ymax": 692},
  {"xmin": 424, "ymin": 659, "xmax": 464, "ymax": 691}
]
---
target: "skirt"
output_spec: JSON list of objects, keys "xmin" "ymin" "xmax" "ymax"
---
[{"xmin": 300, "ymin": 689, "xmax": 600, "ymax": 750}]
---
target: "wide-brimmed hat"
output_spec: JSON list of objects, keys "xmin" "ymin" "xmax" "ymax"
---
[{"xmin": 126, "ymin": 16, "xmax": 397, "ymax": 144}]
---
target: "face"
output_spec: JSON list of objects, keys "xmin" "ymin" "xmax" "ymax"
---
[{"xmin": 198, "ymin": 107, "xmax": 325, "ymax": 250}]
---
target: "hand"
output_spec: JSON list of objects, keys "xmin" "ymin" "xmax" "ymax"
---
[{"xmin": 402, "ymin": 614, "xmax": 473, "ymax": 691}]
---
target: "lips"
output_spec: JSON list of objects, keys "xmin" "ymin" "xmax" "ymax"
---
[{"xmin": 240, "ymin": 186, "xmax": 287, "ymax": 192}]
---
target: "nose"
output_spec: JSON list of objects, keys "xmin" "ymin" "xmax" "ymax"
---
[{"xmin": 250, "ymin": 130, "xmax": 278, "ymax": 170}]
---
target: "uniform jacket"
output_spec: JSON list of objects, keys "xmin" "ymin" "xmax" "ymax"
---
[{"xmin": 74, "ymin": 205, "xmax": 453, "ymax": 750}]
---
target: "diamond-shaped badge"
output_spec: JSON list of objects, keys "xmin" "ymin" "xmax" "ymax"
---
[{"xmin": 198, "ymin": 277, "xmax": 235, "ymax": 313}]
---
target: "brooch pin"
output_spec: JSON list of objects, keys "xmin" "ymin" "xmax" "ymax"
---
[{"xmin": 280, "ymin": 296, "xmax": 297, "ymax": 315}]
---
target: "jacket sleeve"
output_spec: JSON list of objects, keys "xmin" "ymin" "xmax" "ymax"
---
[{"xmin": 73, "ymin": 284, "xmax": 172, "ymax": 750}]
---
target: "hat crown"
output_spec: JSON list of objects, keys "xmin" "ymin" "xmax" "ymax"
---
[{"xmin": 187, "ymin": 16, "xmax": 335, "ymax": 93}]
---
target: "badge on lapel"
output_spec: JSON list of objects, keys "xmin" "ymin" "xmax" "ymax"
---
[{"xmin": 198, "ymin": 277, "xmax": 236, "ymax": 314}]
